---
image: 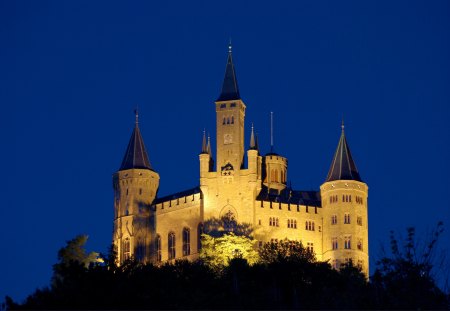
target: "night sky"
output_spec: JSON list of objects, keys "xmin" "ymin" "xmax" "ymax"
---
[{"xmin": 1, "ymin": 0, "xmax": 449, "ymax": 302}]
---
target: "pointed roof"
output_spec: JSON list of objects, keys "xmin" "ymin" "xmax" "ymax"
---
[
  {"xmin": 325, "ymin": 122, "xmax": 362, "ymax": 182},
  {"xmin": 119, "ymin": 110, "xmax": 153, "ymax": 171},
  {"xmin": 207, "ymin": 134, "xmax": 212, "ymax": 157},
  {"xmin": 201, "ymin": 130, "xmax": 208, "ymax": 154},
  {"xmin": 217, "ymin": 44, "xmax": 241, "ymax": 101},
  {"xmin": 249, "ymin": 123, "xmax": 257, "ymax": 150}
]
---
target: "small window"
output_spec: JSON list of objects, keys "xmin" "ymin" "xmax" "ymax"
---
[
  {"xmin": 139, "ymin": 188, "xmax": 142, "ymax": 195},
  {"xmin": 357, "ymin": 238, "xmax": 363, "ymax": 251},
  {"xmin": 231, "ymin": 116, "xmax": 234, "ymax": 124},
  {"xmin": 305, "ymin": 220, "xmax": 315, "ymax": 231},
  {"xmin": 344, "ymin": 213, "xmax": 351, "ymax": 224},
  {"xmin": 220, "ymin": 104, "xmax": 226, "ymax": 108},
  {"xmin": 307, "ymin": 242, "xmax": 314, "ymax": 253},
  {"xmin": 344, "ymin": 236, "xmax": 351, "ymax": 249},
  {"xmin": 182, "ymin": 228, "xmax": 190, "ymax": 256},
  {"xmin": 122, "ymin": 238, "xmax": 131, "ymax": 261},
  {"xmin": 168, "ymin": 232, "xmax": 176, "ymax": 260},
  {"xmin": 223, "ymin": 117, "xmax": 226, "ymax": 125},
  {"xmin": 155, "ymin": 235, "xmax": 162, "ymax": 262},
  {"xmin": 357, "ymin": 216, "xmax": 362, "ymax": 226},
  {"xmin": 331, "ymin": 215, "xmax": 337, "ymax": 225},
  {"xmin": 332, "ymin": 237, "xmax": 338, "ymax": 250},
  {"xmin": 230, "ymin": 103, "xmax": 236, "ymax": 107}
]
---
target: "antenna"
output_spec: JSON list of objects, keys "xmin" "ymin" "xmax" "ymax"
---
[{"xmin": 270, "ymin": 111, "xmax": 274, "ymax": 152}]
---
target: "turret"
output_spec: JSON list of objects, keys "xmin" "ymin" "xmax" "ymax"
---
[
  {"xmin": 247, "ymin": 123, "xmax": 258, "ymax": 176},
  {"xmin": 113, "ymin": 110, "xmax": 160, "ymax": 264},
  {"xmin": 199, "ymin": 130, "xmax": 210, "ymax": 179},
  {"xmin": 320, "ymin": 122, "xmax": 369, "ymax": 276}
]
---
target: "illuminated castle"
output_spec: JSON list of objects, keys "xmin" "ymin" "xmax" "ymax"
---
[{"xmin": 112, "ymin": 45, "xmax": 369, "ymax": 275}]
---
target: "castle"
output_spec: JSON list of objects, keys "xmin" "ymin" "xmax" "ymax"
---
[{"xmin": 112, "ymin": 45, "xmax": 369, "ymax": 276}]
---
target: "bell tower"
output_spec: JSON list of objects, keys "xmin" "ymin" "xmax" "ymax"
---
[
  {"xmin": 215, "ymin": 43, "xmax": 246, "ymax": 173},
  {"xmin": 113, "ymin": 111, "xmax": 159, "ymax": 264}
]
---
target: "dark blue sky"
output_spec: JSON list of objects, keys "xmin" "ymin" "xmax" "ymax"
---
[{"xmin": 1, "ymin": 0, "xmax": 449, "ymax": 301}]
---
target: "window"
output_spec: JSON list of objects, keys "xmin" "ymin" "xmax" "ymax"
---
[
  {"xmin": 155, "ymin": 235, "xmax": 162, "ymax": 262},
  {"xmin": 197, "ymin": 223, "xmax": 203, "ymax": 251},
  {"xmin": 182, "ymin": 228, "xmax": 190, "ymax": 256},
  {"xmin": 330, "ymin": 195, "xmax": 338, "ymax": 204},
  {"xmin": 168, "ymin": 232, "xmax": 176, "ymax": 260},
  {"xmin": 287, "ymin": 219, "xmax": 297, "ymax": 229},
  {"xmin": 223, "ymin": 117, "xmax": 226, "ymax": 125},
  {"xmin": 135, "ymin": 240, "xmax": 145, "ymax": 261},
  {"xmin": 344, "ymin": 236, "xmax": 351, "ymax": 249},
  {"xmin": 122, "ymin": 238, "xmax": 130, "ymax": 261},
  {"xmin": 332, "ymin": 237, "xmax": 338, "ymax": 250},
  {"xmin": 357, "ymin": 238, "xmax": 363, "ymax": 251},
  {"xmin": 220, "ymin": 104, "xmax": 226, "ymax": 108},
  {"xmin": 230, "ymin": 103, "xmax": 236, "ymax": 107},
  {"xmin": 357, "ymin": 216, "xmax": 362, "ymax": 226},
  {"xmin": 305, "ymin": 220, "xmax": 315, "ymax": 231},
  {"xmin": 344, "ymin": 213, "xmax": 351, "ymax": 224},
  {"xmin": 307, "ymin": 242, "xmax": 314, "ymax": 253},
  {"xmin": 231, "ymin": 116, "xmax": 234, "ymax": 124},
  {"xmin": 331, "ymin": 215, "xmax": 337, "ymax": 225}
]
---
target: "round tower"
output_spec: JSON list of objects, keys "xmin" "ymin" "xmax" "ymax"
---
[
  {"xmin": 263, "ymin": 153, "xmax": 288, "ymax": 193},
  {"xmin": 320, "ymin": 123, "xmax": 369, "ymax": 276},
  {"xmin": 113, "ymin": 111, "xmax": 159, "ymax": 264}
]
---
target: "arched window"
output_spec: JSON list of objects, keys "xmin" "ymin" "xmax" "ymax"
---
[
  {"xmin": 182, "ymin": 228, "xmax": 190, "ymax": 256},
  {"xmin": 168, "ymin": 232, "xmax": 176, "ymax": 260},
  {"xmin": 227, "ymin": 117, "xmax": 230, "ymax": 124},
  {"xmin": 274, "ymin": 169, "xmax": 279, "ymax": 182},
  {"xmin": 155, "ymin": 235, "xmax": 162, "ymax": 262},
  {"xmin": 231, "ymin": 116, "xmax": 234, "ymax": 124},
  {"xmin": 223, "ymin": 117, "xmax": 226, "ymax": 125},
  {"xmin": 197, "ymin": 223, "xmax": 203, "ymax": 251},
  {"xmin": 122, "ymin": 238, "xmax": 130, "ymax": 261}
]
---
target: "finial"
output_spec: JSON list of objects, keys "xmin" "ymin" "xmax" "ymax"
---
[
  {"xmin": 134, "ymin": 107, "xmax": 139, "ymax": 125},
  {"xmin": 341, "ymin": 115, "xmax": 345, "ymax": 132},
  {"xmin": 270, "ymin": 112, "xmax": 274, "ymax": 152},
  {"xmin": 228, "ymin": 38, "xmax": 232, "ymax": 53}
]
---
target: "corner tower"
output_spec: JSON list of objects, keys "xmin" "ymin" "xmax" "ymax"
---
[
  {"xmin": 113, "ymin": 111, "xmax": 160, "ymax": 264},
  {"xmin": 320, "ymin": 122, "xmax": 369, "ymax": 276}
]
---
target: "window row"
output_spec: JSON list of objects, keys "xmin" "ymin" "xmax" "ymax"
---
[
  {"xmin": 332, "ymin": 259, "xmax": 364, "ymax": 270},
  {"xmin": 269, "ymin": 217, "xmax": 279, "ymax": 227},
  {"xmin": 222, "ymin": 116, "xmax": 234, "ymax": 125},
  {"xmin": 343, "ymin": 195, "xmax": 352, "ymax": 203},
  {"xmin": 355, "ymin": 196, "xmax": 364, "ymax": 204},
  {"xmin": 329, "ymin": 195, "xmax": 338, "ymax": 204},
  {"xmin": 305, "ymin": 220, "xmax": 315, "ymax": 231},
  {"xmin": 155, "ymin": 227, "xmax": 193, "ymax": 262},
  {"xmin": 220, "ymin": 103, "xmax": 237, "ymax": 109},
  {"xmin": 287, "ymin": 219, "xmax": 297, "ymax": 229},
  {"xmin": 331, "ymin": 236, "xmax": 363, "ymax": 251},
  {"xmin": 268, "ymin": 168, "xmax": 286, "ymax": 183},
  {"xmin": 331, "ymin": 214, "xmax": 363, "ymax": 226}
]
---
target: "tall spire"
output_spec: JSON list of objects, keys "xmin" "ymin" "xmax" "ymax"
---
[
  {"xmin": 207, "ymin": 133, "xmax": 212, "ymax": 156},
  {"xmin": 249, "ymin": 123, "xmax": 257, "ymax": 150},
  {"xmin": 325, "ymin": 122, "xmax": 362, "ymax": 182},
  {"xmin": 201, "ymin": 129, "xmax": 207, "ymax": 154},
  {"xmin": 119, "ymin": 110, "xmax": 153, "ymax": 171},
  {"xmin": 217, "ymin": 42, "xmax": 241, "ymax": 101}
]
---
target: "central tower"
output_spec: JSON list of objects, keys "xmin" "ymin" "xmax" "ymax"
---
[{"xmin": 215, "ymin": 44, "xmax": 246, "ymax": 173}]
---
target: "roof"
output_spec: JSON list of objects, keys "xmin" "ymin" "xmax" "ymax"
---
[
  {"xmin": 256, "ymin": 186, "xmax": 322, "ymax": 207},
  {"xmin": 217, "ymin": 45, "xmax": 241, "ymax": 101},
  {"xmin": 119, "ymin": 117, "xmax": 153, "ymax": 171},
  {"xmin": 153, "ymin": 187, "xmax": 201, "ymax": 204},
  {"xmin": 325, "ymin": 125, "xmax": 362, "ymax": 182}
]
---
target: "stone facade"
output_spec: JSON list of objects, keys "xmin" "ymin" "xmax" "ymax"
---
[{"xmin": 112, "ymin": 46, "xmax": 369, "ymax": 276}]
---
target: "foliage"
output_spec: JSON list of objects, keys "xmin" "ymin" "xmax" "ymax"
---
[
  {"xmin": 200, "ymin": 233, "xmax": 259, "ymax": 268},
  {"xmin": 371, "ymin": 222, "xmax": 449, "ymax": 309},
  {"xmin": 259, "ymin": 239, "xmax": 315, "ymax": 264},
  {"xmin": 202, "ymin": 211, "xmax": 253, "ymax": 238}
]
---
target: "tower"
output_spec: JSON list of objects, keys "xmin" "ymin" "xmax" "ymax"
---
[
  {"xmin": 320, "ymin": 122, "xmax": 369, "ymax": 276},
  {"xmin": 113, "ymin": 111, "xmax": 160, "ymax": 264},
  {"xmin": 215, "ymin": 43, "xmax": 246, "ymax": 173}
]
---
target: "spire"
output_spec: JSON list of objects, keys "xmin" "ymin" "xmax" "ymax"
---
[
  {"xmin": 207, "ymin": 134, "xmax": 212, "ymax": 156},
  {"xmin": 249, "ymin": 123, "xmax": 256, "ymax": 150},
  {"xmin": 119, "ymin": 110, "xmax": 153, "ymax": 171},
  {"xmin": 217, "ymin": 42, "xmax": 241, "ymax": 101},
  {"xmin": 325, "ymin": 122, "xmax": 362, "ymax": 182},
  {"xmin": 201, "ymin": 129, "xmax": 207, "ymax": 154}
]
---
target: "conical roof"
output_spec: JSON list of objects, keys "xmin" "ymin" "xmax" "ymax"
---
[
  {"xmin": 217, "ymin": 44, "xmax": 240, "ymax": 101},
  {"xmin": 325, "ymin": 124, "xmax": 362, "ymax": 182},
  {"xmin": 119, "ymin": 112, "xmax": 153, "ymax": 171}
]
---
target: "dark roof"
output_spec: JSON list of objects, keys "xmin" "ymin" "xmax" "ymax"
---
[
  {"xmin": 256, "ymin": 186, "xmax": 322, "ymax": 207},
  {"xmin": 325, "ymin": 126, "xmax": 362, "ymax": 182},
  {"xmin": 217, "ymin": 46, "xmax": 241, "ymax": 101},
  {"xmin": 153, "ymin": 187, "xmax": 200, "ymax": 204},
  {"xmin": 119, "ymin": 122, "xmax": 153, "ymax": 171}
]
